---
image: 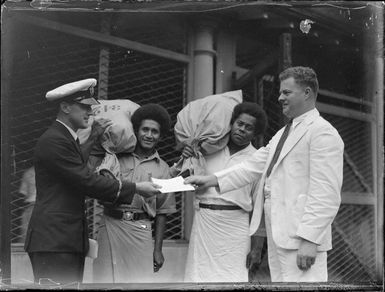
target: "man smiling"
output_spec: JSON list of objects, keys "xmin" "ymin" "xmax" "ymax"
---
[{"xmin": 93, "ymin": 103, "xmax": 176, "ymax": 283}]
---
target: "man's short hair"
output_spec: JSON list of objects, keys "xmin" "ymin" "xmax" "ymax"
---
[
  {"xmin": 230, "ymin": 102, "xmax": 268, "ymax": 135},
  {"xmin": 279, "ymin": 66, "xmax": 319, "ymax": 97},
  {"xmin": 131, "ymin": 103, "xmax": 171, "ymax": 136}
]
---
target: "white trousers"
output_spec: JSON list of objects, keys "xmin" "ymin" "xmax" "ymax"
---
[{"xmin": 264, "ymin": 198, "xmax": 328, "ymax": 282}]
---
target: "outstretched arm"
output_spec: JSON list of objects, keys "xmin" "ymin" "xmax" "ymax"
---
[{"xmin": 184, "ymin": 174, "xmax": 218, "ymax": 193}]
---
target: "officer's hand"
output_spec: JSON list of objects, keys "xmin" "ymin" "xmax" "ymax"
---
[
  {"xmin": 90, "ymin": 118, "xmax": 113, "ymax": 139},
  {"xmin": 153, "ymin": 250, "xmax": 164, "ymax": 272},
  {"xmin": 297, "ymin": 238, "xmax": 317, "ymax": 271},
  {"xmin": 99, "ymin": 169, "xmax": 116, "ymax": 180},
  {"xmin": 136, "ymin": 182, "xmax": 161, "ymax": 198},
  {"xmin": 181, "ymin": 145, "xmax": 195, "ymax": 159}
]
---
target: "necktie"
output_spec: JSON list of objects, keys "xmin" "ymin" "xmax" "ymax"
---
[
  {"xmin": 75, "ymin": 138, "xmax": 80, "ymax": 146},
  {"xmin": 265, "ymin": 120, "xmax": 293, "ymax": 178}
]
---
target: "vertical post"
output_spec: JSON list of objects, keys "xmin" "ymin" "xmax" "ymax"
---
[
  {"xmin": 192, "ymin": 18, "xmax": 216, "ymax": 99},
  {"xmin": 0, "ymin": 6, "xmax": 14, "ymax": 284},
  {"xmin": 182, "ymin": 28, "xmax": 195, "ymax": 241},
  {"xmin": 255, "ymin": 77, "xmax": 265, "ymax": 148},
  {"xmin": 279, "ymin": 33, "xmax": 292, "ymax": 73},
  {"xmin": 186, "ymin": 28, "xmax": 195, "ymax": 105},
  {"xmin": 184, "ymin": 18, "xmax": 216, "ymax": 241},
  {"xmin": 88, "ymin": 15, "xmax": 112, "ymax": 242},
  {"xmin": 363, "ymin": 3, "xmax": 384, "ymax": 283},
  {"xmin": 215, "ymin": 29, "xmax": 236, "ymax": 94},
  {"xmin": 363, "ymin": 4, "xmax": 384, "ymax": 283},
  {"xmin": 278, "ymin": 33, "xmax": 292, "ymax": 125},
  {"xmin": 98, "ymin": 15, "xmax": 111, "ymax": 101}
]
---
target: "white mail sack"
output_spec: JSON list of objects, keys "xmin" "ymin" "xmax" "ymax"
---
[
  {"xmin": 78, "ymin": 99, "xmax": 140, "ymax": 154},
  {"xmin": 174, "ymin": 90, "xmax": 243, "ymax": 176}
]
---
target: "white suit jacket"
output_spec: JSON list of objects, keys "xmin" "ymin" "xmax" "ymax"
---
[{"xmin": 215, "ymin": 109, "xmax": 344, "ymax": 251}]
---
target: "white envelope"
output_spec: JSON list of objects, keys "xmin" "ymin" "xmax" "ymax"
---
[{"xmin": 151, "ymin": 176, "xmax": 195, "ymax": 193}]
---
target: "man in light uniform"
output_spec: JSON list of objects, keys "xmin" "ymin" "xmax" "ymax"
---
[{"xmin": 93, "ymin": 104, "xmax": 176, "ymax": 283}]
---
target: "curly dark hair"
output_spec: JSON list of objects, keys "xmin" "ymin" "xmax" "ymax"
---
[
  {"xmin": 230, "ymin": 102, "xmax": 268, "ymax": 135},
  {"xmin": 131, "ymin": 103, "xmax": 171, "ymax": 136}
]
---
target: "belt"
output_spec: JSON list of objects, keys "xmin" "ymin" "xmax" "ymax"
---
[
  {"xmin": 103, "ymin": 208, "xmax": 151, "ymax": 221},
  {"xmin": 199, "ymin": 203, "xmax": 242, "ymax": 211}
]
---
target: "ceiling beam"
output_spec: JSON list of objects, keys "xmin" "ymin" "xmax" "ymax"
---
[
  {"xmin": 13, "ymin": 13, "xmax": 191, "ymax": 64},
  {"xmin": 271, "ymin": 7, "xmax": 361, "ymax": 37}
]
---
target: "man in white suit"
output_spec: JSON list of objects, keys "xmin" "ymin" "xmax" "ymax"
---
[{"xmin": 185, "ymin": 66, "xmax": 344, "ymax": 282}]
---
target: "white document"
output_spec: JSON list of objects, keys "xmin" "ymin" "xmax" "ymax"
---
[{"xmin": 151, "ymin": 176, "xmax": 195, "ymax": 193}]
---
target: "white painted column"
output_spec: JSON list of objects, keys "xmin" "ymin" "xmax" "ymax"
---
[
  {"xmin": 215, "ymin": 30, "xmax": 236, "ymax": 94},
  {"xmin": 184, "ymin": 18, "xmax": 217, "ymax": 241},
  {"xmin": 192, "ymin": 19, "xmax": 216, "ymax": 99}
]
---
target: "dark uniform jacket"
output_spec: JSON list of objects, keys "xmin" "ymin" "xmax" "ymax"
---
[{"xmin": 25, "ymin": 121, "xmax": 135, "ymax": 254}]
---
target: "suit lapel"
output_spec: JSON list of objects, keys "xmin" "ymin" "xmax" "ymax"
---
[
  {"xmin": 53, "ymin": 121, "xmax": 85, "ymax": 162},
  {"xmin": 73, "ymin": 139, "xmax": 85, "ymax": 162},
  {"xmin": 264, "ymin": 127, "xmax": 284, "ymax": 170},
  {"xmin": 274, "ymin": 110, "xmax": 319, "ymax": 168}
]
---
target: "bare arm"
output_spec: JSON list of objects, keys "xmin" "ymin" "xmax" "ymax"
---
[{"xmin": 153, "ymin": 214, "xmax": 167, "ymax": 272}]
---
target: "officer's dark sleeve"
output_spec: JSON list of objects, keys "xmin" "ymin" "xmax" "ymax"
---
[{"xmin": 36, "ymin": 134, "xmax": 135, "ymax": 204}]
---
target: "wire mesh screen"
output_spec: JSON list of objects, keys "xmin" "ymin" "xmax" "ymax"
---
[
  {"xmin": 8, "ymin": 16, "xmax": 187, "ymax": 245},
  {"xmin": 86, "ymin": 47, "xmax": 186, "ymax": 240},
  {"xmin": 322, "ymin": 113, "xmax": 376, "ymax": 281},
  {"xmin": 322, "ymin": 113, "xmax": 373, "ymax": 193},
  {"xmin": 330, "ymin": 204, "xmax": 376, "ymax": 282}
]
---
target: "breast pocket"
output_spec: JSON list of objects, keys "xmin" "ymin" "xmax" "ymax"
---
[
  {"xmin": 120, "ymin": 165, "xmax": 135, "ymax": 181},
  {"xmin": 289, "ymin": 158, "xmax": 308, "ymax": 177}
]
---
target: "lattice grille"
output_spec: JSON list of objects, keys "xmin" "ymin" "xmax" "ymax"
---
[
  {"xmin": 322, "ymin": 113, "xmax": 373, "ymax": 193},
  {"xmin": 329, "ymin": 204, "xmax": 376, "ymax": 282},
  {"xmin": 8, "ymin": 15, "xmax": 187, "ymax": 244}
]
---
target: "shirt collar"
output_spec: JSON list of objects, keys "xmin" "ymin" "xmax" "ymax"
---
[
  {"xmin": 230, "ymin": 143, "xmax": 255, "ymax": 157},
  {"xmin": 56, "ymin": 119, "xmax": 78, "ymax": 141},
  {"xmin": 132, "ymin": 150, "xmax": 161, "ymax": 163},
  {"xmin": 292, "ymin": 108, "xmax": 317, "ymax": 128}
]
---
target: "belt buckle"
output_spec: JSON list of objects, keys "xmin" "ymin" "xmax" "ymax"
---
[{"xmin": 122, "ymin": 211, "xmax": 134, "ymax": 221}]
